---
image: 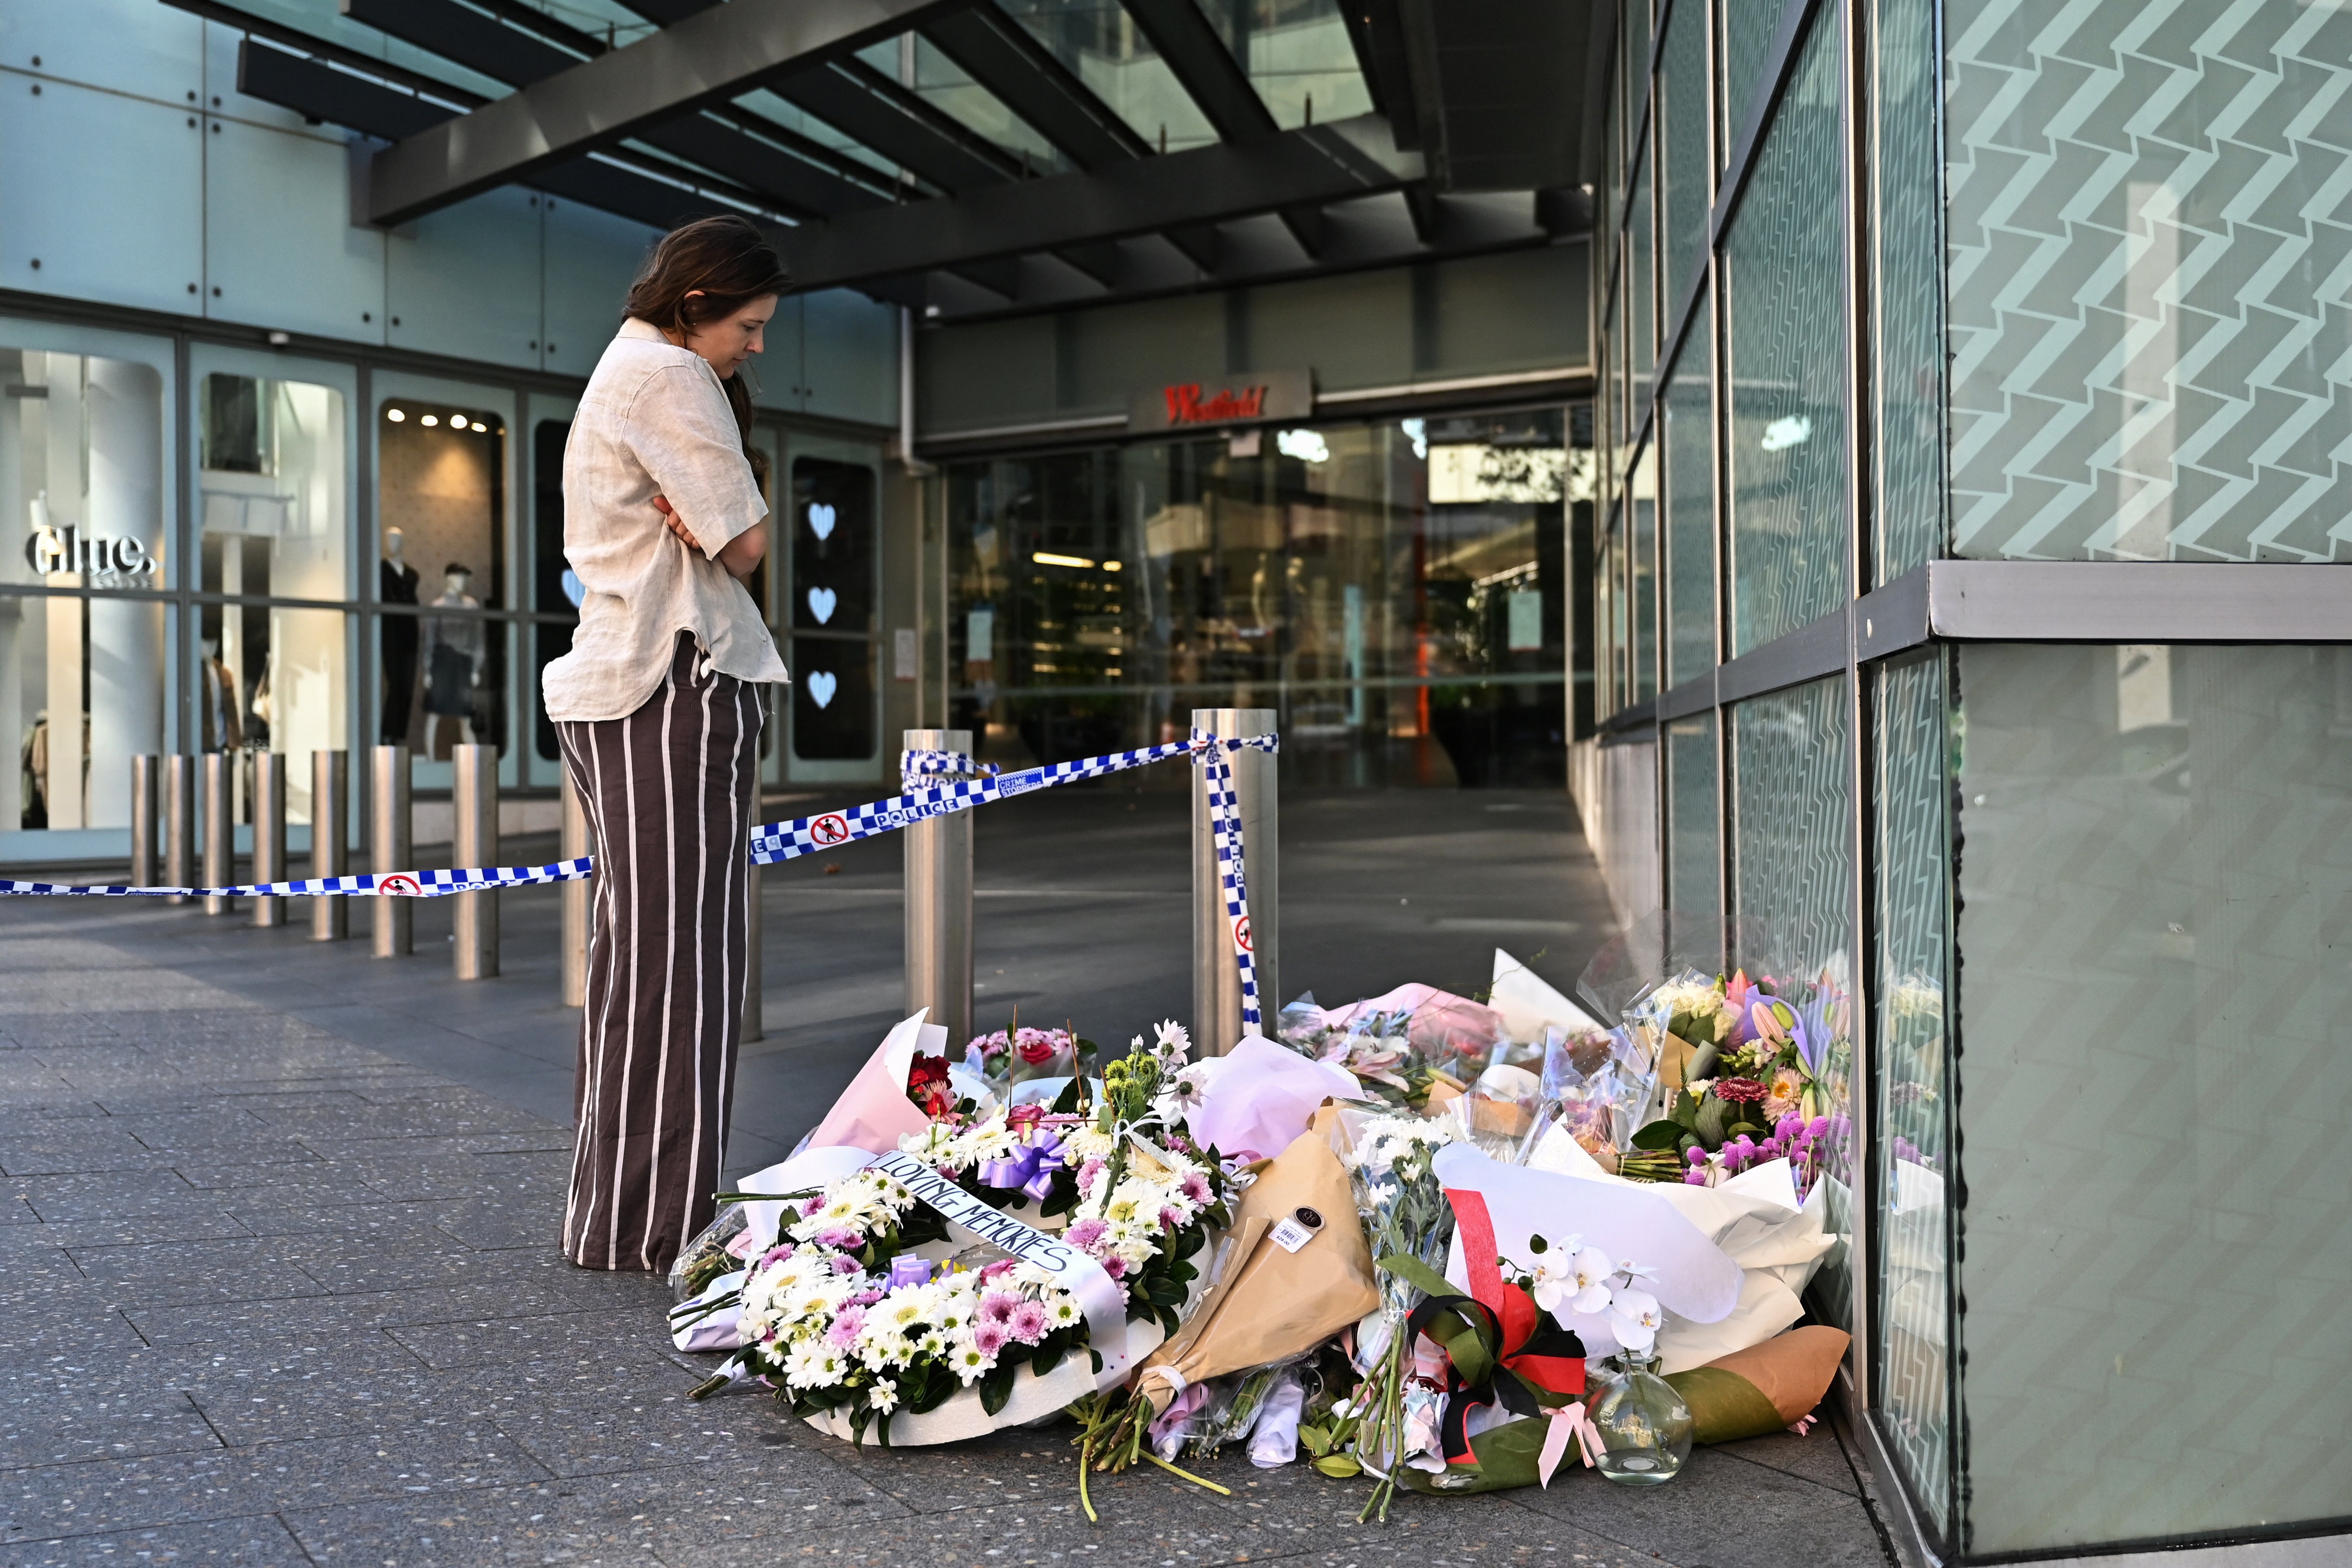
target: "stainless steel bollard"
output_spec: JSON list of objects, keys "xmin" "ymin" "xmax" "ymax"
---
[
  {"xmin": 1190, "ymin": 707, "xmax": 1278, "ymax": 1056},
  {"xmin": 129, "ymin": 754, "xmax": 159, "ymax": 887},
  {"xmin": 452, "ymin": 743, "xmax": 498, "ymax": 980},
  {"xmin": 743, "ymin": 781, "xmax": 764, "ymax": 1042},
  {"xmin": 201, "ymin": 752, "xmax": 237, "ymax": 916},
  {"xmin": 163, "ymin": 754, "xmax": 195, "ymax": 906},
  {"xmin": 371, "ymin": 745, "xmax": 411, "ymax": 957},
  {"xmin": 311, "ymin": 750, "xmax": 348, "ymax": 941},
  {"xmin": 560, "ymin": 765, "xmax": 589, "ymax": 1008},
  {"xmin": 251, "ymin": 752, "xmax": 287, "ymax": 928},
  {"xmin": 902, "ymin": 728, "xmax": 974, "ymax": 1050}
]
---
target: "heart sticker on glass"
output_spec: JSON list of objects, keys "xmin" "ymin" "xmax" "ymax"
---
[
  {"xmin": 807, "ymin": 502, "xmax": 836, "ymax": 540},
  {"xmin": 806, "ymin": 670, "xmax": 838, "ymax": 709},
  {"xmin": 807, "ymin": 586, "xmax": 837, "ymax": 624}
]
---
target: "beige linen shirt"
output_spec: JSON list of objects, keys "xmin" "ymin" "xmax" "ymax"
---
[{"xmin": 541, "ymin": 318, "xmax": 788, "ymax": 722}]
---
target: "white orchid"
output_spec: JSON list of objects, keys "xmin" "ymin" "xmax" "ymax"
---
[
  {"xmin": 1605, "ymin": 1286, "xmax": 1664, "ymax": 1354},
  {"xmin": 1532, "ymin": 1243, "xmax": 1622, "ymax": 1318}
]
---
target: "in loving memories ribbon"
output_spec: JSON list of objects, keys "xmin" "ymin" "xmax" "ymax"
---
[{"xmin": 0, "ymin": 731, "xmax": 1277, "ymax": 1028}]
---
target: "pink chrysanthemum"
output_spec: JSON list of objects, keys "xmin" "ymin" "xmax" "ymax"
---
[
  {"xmin": 973, "ymin": 1322, "xmax": 1009, "ymax": 1357},
  {"xmin": 1179, "ymin": 1173, "xmax": 1212, "ymax": 1205},
  {"xmin": 826, "ymin": 1305, "xmax": 866, "ymax": 1348},
  {"xmin": 979, "ymin": 1291, "xmax": 1020, "ymax": 1326},
  {"xmin": 1159, "ymin": 1205, "xmax": 1185, "ymax": 1230},
  {"xmin": 1101, "ymin": 1255, "xmax": 1129, "ymax": 1280},
  {"xmin": 1008, "ymin": 1301, "xmax": 1051, "ymax": 1344},
  {"xmin": 1065, "ymin": 1217, "xmax": 1110, "ymax": 1252}
]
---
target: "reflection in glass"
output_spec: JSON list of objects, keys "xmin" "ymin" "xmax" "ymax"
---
[
  {"xmin": 1657, "ymin": 0, "xmax": 1711, "ymax": 306},
  {"xmin": 1730, "ymin": 674, "xmax": 1854, "ymax": 1328},
  {"xmin": 1664, "ymin": 711, "xmax": 1719, "ymax": 931},
  {"xmin": 1873, "ymin": 0, "xmax": 1943, "ymax": 581},
  {"xmin": 1724, "ymin": 12, "xmax": 1846, "ymax": 654},
  {"xmin": 1872, "ymin": 649, "xmax": 1952, "ymax": 1536},
  {"xmin": 946, "ymin": 412, "xmax": 1568, "ymax": 786},
  {"xmin": 1629, "ymin": 156, "xmax": 1656, "ymax": 384},
  {"xmin": 1719, "ymin": 0, "xmax": 1781, "ymax": 158},
  {"xmin": 993, "ymin": 0, "xmax": 1215, "ymax": 152},
  {"xmin": 1953, "ymin": 644, "xmax": 2352, "ymax": 1551},
  {"xmin": 0, "ymin": 348, "xmax": 165, "ymax": 834},
  {"xmin": 911, "ymin": 34, "xmax": 1080, "ymax": 174},
  {"xmin": 1663, "ymin": 308, "xmax": 1715, "ymax": 686},
  {"xmin": 1190, "ymin": 0, "xmax": 1374, "ymax": 130},
  {"xmin": 378, "ymin": 400, "xmax": 505, "ymax": 761},
  {"xmin": 1630, "ymin": 441, "xmax": 1657, "ymax": 703}
]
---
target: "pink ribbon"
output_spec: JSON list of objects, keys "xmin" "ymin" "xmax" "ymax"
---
[{"xmin": 1537, "ymin": 1401, "xmax": 1604, "ymax": 1488}]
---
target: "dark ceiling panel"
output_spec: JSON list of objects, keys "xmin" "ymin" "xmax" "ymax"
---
[
  {"xmin": 1397, "ymin": 0, "xmax": 1597, "ymax": 190},
  {"xmin": 783, "ymin": 113, "xmax": 1421, "ymax": 290},
  {"xmin": 1117, "ymin": 0, "xmax": 1276, "ymax": 142},
  {"xmin": 341, "ymin": 0, "xmax": 573, "ymax": 87},
  {"xmin": 920, "ymin": 7, "xmax": 1148, "ymax": 171},
  {"xmin": 771, "ymin": 64, "xmax": 1010, "ymax": 193},
  {"xmin": 368, "ymin": 0, "xmax": 969, "ymax": 225}
]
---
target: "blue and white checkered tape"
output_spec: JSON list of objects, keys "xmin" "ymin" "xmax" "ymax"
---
[{"xmin": 0, "ymin": 728, "xmax": 1281, "ymax": 1011}]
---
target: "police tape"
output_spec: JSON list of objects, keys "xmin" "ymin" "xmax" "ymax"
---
[{"xmin": 0, "ymin": 733, "xmax": 1277, "ymax": 907}]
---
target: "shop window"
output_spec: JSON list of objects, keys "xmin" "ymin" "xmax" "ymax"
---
[
  {"xmin": 377, "ymin": 400, "xmax": 505, "ymax": 761},
  {"xmin": 0, "ymin": 347, "xmax": 166, "ymax": 837}
]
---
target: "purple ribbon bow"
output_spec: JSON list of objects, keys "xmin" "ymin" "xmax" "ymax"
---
[
  {"xmin": 887, "ymin": 1255, "xmax": 935, "ymax": 1289},
  {"xmin": 979, "ymin": 1134, "xmax": 1067, "ymax": 1204}
]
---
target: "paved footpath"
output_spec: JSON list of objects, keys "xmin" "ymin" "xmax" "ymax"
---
[{"xmin": 0, "ymin": 880, "xmax": 1897, "ymax": 1566}]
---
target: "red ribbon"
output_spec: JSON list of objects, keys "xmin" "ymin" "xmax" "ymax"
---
[{"xmin": 1445, "ymin": 1187, "xmax": 1588, "ymax": 1401}]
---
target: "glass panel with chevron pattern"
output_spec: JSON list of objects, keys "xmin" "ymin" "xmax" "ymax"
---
[
  {"xmin": 1944, "ymin": 0, "xmax": 2352, "ymax": 561},
  {"xmin": 1723, "ymin": 9, "xmax": 1849, "ymax": 654},
  {"xmin": 1730, "ymin": 673, "xmax": 1856, "ymax": 1329},
  {"xmin": 1953, "ymin": 644, "xmax": 2352, "ymax": 1551}
]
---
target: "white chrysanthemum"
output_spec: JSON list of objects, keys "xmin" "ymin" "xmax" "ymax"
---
[
  {"xmin": 1061, "ymin": 1126, "xmax": 1116, "ymax": 1162},
  {"xmin": 952, "ymin": 1343, "xmax": 993, "ymax": 1384},
  {"xmin": 1047, "ymin": 1295, "xmax": 1082, "ymax": 1328},
  {"xmin": 868, "ymin": 1378, "xmax": 900, "ymax": 1413}
]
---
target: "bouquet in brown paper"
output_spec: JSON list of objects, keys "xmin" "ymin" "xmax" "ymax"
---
[
  {"xmin": 1664, "ymin": 1324, "xmax": 1850, "ymax": 1443},
  {"xmin": 1071, "ymin": 1128, "xmax": 1380, "ymax": 1491}
]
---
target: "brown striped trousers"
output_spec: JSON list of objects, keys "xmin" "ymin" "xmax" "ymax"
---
[{"xmin": 555, "ymin": 633, "xmax": 763, "ymax": 1270}]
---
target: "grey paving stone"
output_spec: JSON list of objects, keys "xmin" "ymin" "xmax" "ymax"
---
[
  {"xmin": 0, "ymin": 1424, "xmax": 548, "ymax": 1542},
  {"xmin": 33, "ymin": 1211, "xmax": 258, "ymax": 1249},
  {"xmin": 428, "ymin": 1193, "xmax": 567, "ymax": 1251},
  {"xmin": 283, "ymin": 1457, "xmax": 905, "ymax": 1567},
  {"xmin": 167, "ymin": 1160, "xmax": 346, "ymax": 1194},
  {"xmin": 122, "ymin": 1279, "xmax": 582, "ymax": 1350},
  {"xmin": 0, "ymin": 1298, "xmax": 151, "ymax": 1359},
  {"xmin": 298, "ymin": 1130, "xmax": 575, "ymax": 1164},
  {"xmin": 487, "ymin": 1357, "xmax": 803, "ymax": 1479},
  {"xmin": 387, "ymin": 1307, "xmax": 662, "ymax": 1371},
  {"xmin": 13, "ymin": 1171, "xmax": 232, "ymax": 1223},
  {"xmin": 0, "ymin": 1128, "xmax": 174, "ymax": 1176},
  {"xmin": 65, "ymin": 1238, "xmax": 328, "ymax": 1311},
  {"xmin": 0, "ymin": 1198, "xmax": 37, "ymax": 1226},
  {"xmin": 0, "ymin": 1514, "xmax": 313, "ymax": 1565},
  {"xmin": 1503, "ymin": 1442, "xmax": 1889, "ymax": 1568},
  {"xmin": 0, "ymin": 1389, "xmax": 223, "ymax": 1468},
  {"xmin": 1712, "ymin": 1428, "xmax": 1864, "ymax": 1497},
  {"xmin": 246, "ymin": 1100, "xmax": 559, "ymax": 1139},
  {"xmin": 220, "ymin": 1199, "xmax": 448, "ymax": 1242},
  {"xmin": 347, "ymin": 1149, "xmax": 573, "ymax": 1205}
]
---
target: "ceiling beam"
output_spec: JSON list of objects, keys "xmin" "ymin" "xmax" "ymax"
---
[
  {"xmin": 919, "ymin": 8, "xmax": 1148, "ymax": 171},
  {"xmin": 770, "ymin": 63, "xmax": 1009, "ymax": 193},
  {"xmin": 237, "ymin": 40, "xmax": 737, "ymax": 232},
  {"xmin": 1119, "ymin": 0, "xmax": 1277, "ymax": 142},
  {"xmin": 783, "ymin": 113, "xmax": 1421, "ymax": 291},
  {"xmin": 367, "ymin": 0, "xmax": 971, "ymax": 226}
]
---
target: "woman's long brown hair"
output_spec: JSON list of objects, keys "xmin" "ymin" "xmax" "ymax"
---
[{"xmin": 625, "ymin": 214, "xmax": 788, "ymax": 461}]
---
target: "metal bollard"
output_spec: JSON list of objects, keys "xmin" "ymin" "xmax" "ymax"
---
[
  {"xmin": 743, "ymin": 782, "xmax": 765, "ymax": 1042},
  {"xmin": 902, "ymin": 728, "xmax": 975, "ymax": 1050},
  {"xmin": 129, "ymin": 754, "xmax": 159, "ymax": 887},
  {"xmin": 200, "ymin": 752, "xmax": 237, "ymax": 916},
  {"xmin": 372, "ymin": 745, "xmax": 411, "ymax": 957},
  {"xmin": 312, "ymin": 750, "xmax": 348, "ymax": 941},
  {"xmin": 1190, "ymin": 707, "xmax": 1279, "ymax": 1056},
  {"xmin": 452, "ymin": 743, "xmax": 498, "ymax": 980},
  {"xmin": 251, "ymin": 752, "xmax": 287, "ymax": 928},
  {"xmin": 163, "ymin": 754, "xmax": 195, "ymax": 906},
  {"xmin": 560, "ymin": 765, "xmax": 590, "ymax": 1007}
]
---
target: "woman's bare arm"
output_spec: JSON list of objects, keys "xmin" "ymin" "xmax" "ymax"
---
[{"xmin": 652, "ymin": 495, "xmax": 763, "ymax": 581}]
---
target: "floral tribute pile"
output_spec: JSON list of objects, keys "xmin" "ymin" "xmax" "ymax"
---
[
  {"xmin": 721, "ymin": 1024, "xmax": 1229, "ymax": 1444},
  {"xmin": 672, "ymin": 949, "xmax": 1853, "ymax": 1521}
]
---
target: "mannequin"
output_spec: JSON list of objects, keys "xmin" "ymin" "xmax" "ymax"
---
[
  {"xmin": 199, "ymin": 634, "xmax": 244, "ymax": 753},
  {"xmin": 423, "ymin": 562, "xmax": 484, "ymax": 761},
  {"xmin": 380, "ymin": 527, "xmax": 421, "ymax": 745}
]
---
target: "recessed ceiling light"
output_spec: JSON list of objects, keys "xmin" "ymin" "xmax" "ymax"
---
[
  {"xmin": 421, "ymin": 414, "xmax": 440, "ymax": 427},
  {"xmin": 470, "ymin": 420, "xmax": 486, "ymax": 432},
  {"xmin": 386, "ymin": 408, "xmax": 406, "ymax": 422}
]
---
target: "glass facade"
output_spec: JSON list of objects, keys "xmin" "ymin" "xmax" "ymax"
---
[
  {"xmin": 1591, "ymin": 0, "xmax": 2352, "ymax": 1554},
  {"xmin": 945, "ymin": 408, "xmax": 1573, "ymax": 787}
]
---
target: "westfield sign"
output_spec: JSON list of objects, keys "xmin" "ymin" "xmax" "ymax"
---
[
  {"xmin": 1129, "ymin": 368, "xmax": 1312, "ymax": 433},
  {"xmin": 1162, "ymin": 381, "xmax": 1268, "ymax": 425}
]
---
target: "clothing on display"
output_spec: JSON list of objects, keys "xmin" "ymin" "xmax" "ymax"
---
[
  {"xmin": 380, "ymin": 553, "xmax": 421, "ymax": 744},
  {"xmin": 201, "ymin": 654, "xmax": 244, "ymax": 752}
]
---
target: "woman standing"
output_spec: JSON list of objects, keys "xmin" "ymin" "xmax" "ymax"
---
[{"xmin": 542, "ymin": 216, "xmax": 789, "ymax": 1271}]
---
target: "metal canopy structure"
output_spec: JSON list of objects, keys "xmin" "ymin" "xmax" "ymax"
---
[{"xmin": 187, "ymin": 0, "xmax": 1600, "ymax": 324}]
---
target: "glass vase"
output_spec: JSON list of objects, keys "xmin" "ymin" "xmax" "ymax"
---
[{"xmin": 1589, "ymin": 1352, "xmax": 1694, "ymax": 1484}]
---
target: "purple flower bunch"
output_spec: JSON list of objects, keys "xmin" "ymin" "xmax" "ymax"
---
[{"xmin": 1686, "ymin": 1112, "xmax": 1841, "ymax": 1196}]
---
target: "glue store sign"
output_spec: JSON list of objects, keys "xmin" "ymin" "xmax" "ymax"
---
[{"xmin": 26, "ymin": 524, "xmax": 155, "ymax": 580}]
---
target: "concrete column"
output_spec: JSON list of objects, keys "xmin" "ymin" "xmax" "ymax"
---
[
  {"xmin": 901, "ymin": 729, "xmax": 974, "ymax": 1051},
  {"xmin": 1190, "ymin": 707, "xmax": 1278, "ymax": 1055},
  {"xmin": 371, "ymin": 745, "xmax": 411, "ymax": 956},
  {"xmin": 452, "ymin": 743, "xmax": 497, "ymax": 980},
  {"xmin": 311, "ymin": 750, "xmax": 347, "ymax": 941}
]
